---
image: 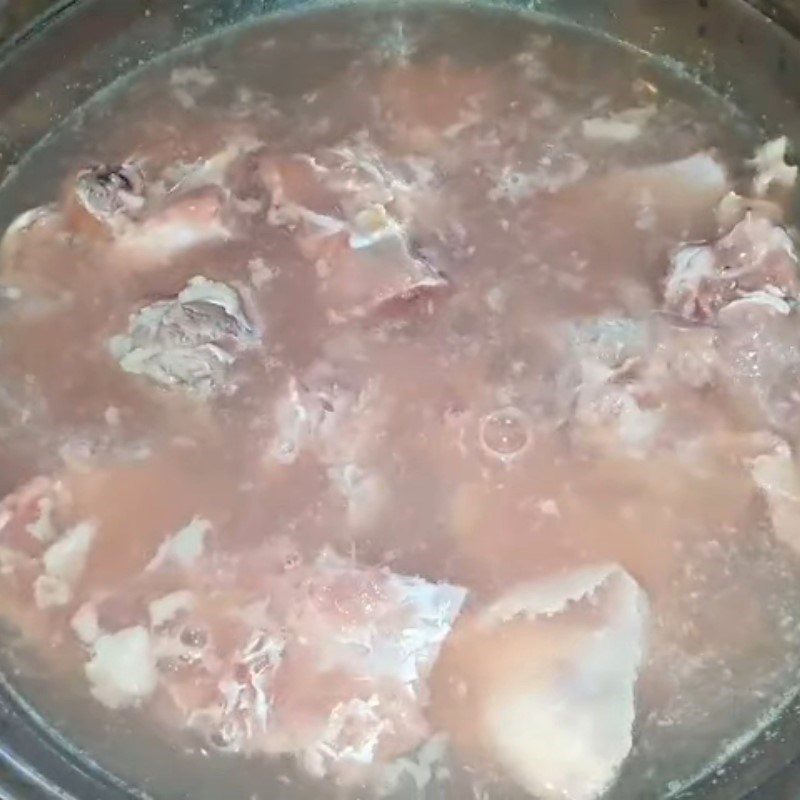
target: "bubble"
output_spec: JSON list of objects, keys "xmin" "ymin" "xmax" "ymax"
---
[
  {"xmin": 480, "ymin": 406, "xmax": 532, "ymax": 461},
  {"xmin": 180, "ymin": 626, "xmax": 208, "ymax": 649}
]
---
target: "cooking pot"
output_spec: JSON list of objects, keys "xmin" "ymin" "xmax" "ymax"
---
[{"xmin": 1, "ymin": 0, "xmax": 800, "ymax": 797}]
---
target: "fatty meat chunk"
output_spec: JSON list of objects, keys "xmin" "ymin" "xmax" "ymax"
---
[
  {"xmin": 109, "ymin": 276, "xmax": 258, "ymax": 396},
  {"xmin": 150, "ymin": 548, "xmax": 466, "ymax": 785},
  {"xmin": 748, "ymin": 137, "xmax": 798, "ymax": 197},
  {"xmin": 664, "ymin": 213, "xmax": 800, "ymax": 321},
  {"xmin": 262, "ymin": 141, "xmax": 448, "ymax": 319}
]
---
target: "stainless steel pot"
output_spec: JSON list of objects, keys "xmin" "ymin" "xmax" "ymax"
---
[{"xmin": 0, "ymin": 1, "xmax": 799, "ymax": 797}]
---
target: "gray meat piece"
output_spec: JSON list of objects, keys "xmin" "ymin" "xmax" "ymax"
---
[
  {"xmin": 109, "ymin": 276, "xmax": 258, "ymax": 396},
  {"xmin": 74, "ymin": 163, "xmax": 147, "ymax": 230}
]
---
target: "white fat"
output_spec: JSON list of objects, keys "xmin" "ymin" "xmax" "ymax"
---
[
  {"xmin": 71, "ymin": 602, "xmax": 101, "ymax": 645},
  {"xmin": 85, "ymin": 626, "xmax": 159, "ymax": 709},
  {"xmin": 479, "ymin": 565, "xmax": 648, "ymax": 800},
  {"xmin": 582, "ymin": 106, "xmax": 655, "ymax": 143},
  {"xmin": 33, "ymin": 574, "xmax": 71, "ymax": 609},
  {"xmin": 615, "ymin": 393, "xmax": 662, "ymax": 453},
  {"xmin": 148, "ymin": 590, "xmax": 196, "ymax": 628},
  {"xmin": 247, "ymin": 257, "xmax": 277, "ymax": 288},
  {"xmin": 573, "ymin": 379, "xmax": 663, "ymax": 460},
  {"xmin": 318, "ymin": 553, "xmax": 468, "ymax": 685},
  {"xmin": 749, "ymin": 136, "xmax": 798, "ymax": 196},
  {"xmin": 147, "ymin": 517, "xmax": 210, "ymax": 571},
  {"xmin": 25, "ymin": 496, "xmax": 57, "ymax": 543},
  {"xmin": 42, "ymin": 521, "xmax": 97, "ymax": 585}
]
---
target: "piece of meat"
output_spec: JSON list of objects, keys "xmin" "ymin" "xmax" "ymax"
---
[
  {"xmin": 715, "ymin": 190, "xmax": 786, "ymax": 232},
  {"xmin": 113, "ymin": 186, "xmax": 234, "ymax": 262},
  {"xmin": 65, "ymin": 160, "xmax": 233, "ymax": 259},
  {"xmin": 715, "ymin": 300, "xmax": 800, "ymax": 437},
  {"xmin": 542, "ymin": 152, "xmax": 729, "ymax": 246},
  {"xmin": 0, "ymin": 475, "xmax": 98, "ymax": 612},
  {"xmin": 433, "ymin": 565, "xmax": 648, "ymax": 800},
  {"xmin": 164, "ymin": 136, "xmax": 263, "ymax": 196},
  {"xmin": 664, "ymin": 213, "xmax": 800, "ymax": 321},
  {"xmin": 522, "ymin": 153, "xmax": 730, "ymax": 299},
  {"xmin": 261, "ymin": 140, "xmax": 449, "ymax": 320},
  {"xmin": 749, "ymin": 439, "xmax": 800, "ymax": 555},
  {"xmin": 267, "ymin": 359, "xmax": 389, "ymax": 467},
  {"xmin": 557, "ymin": 317, "xmax": 664, "ymax": 458},
  {"xmin": 581, "ymin": 105, "xmax": 656, "ymax": 143},
  {"xmin": 69, "ymin": 163, "xmax": 147, "ymax": 235},
  {"xmin": 748, "ymin": 136, "xmax": 798, "ymax": 198},
  {"xmin": 267, "ymin": 363, "xmax": 390, "ymax": 533},
  {"xmin": 85, "ymin": 625, "xmax": 159, "ymax": 709},
  {"xmin": 314, "ymin": 232, "xmax": 447, "ymax": 322},
  {"xmin": 0, "ymin": 205, "xmax": 79, "ymax": 301},
  {"xmin": 77, "ymin": 545, "xmax": 466, "ymax": 785},
  {"xmin": 378, "ymin": 58, "xmax": 499, "ymax": 152},
  {"xmin": 108, "ymin": 276, "xmax": 259, "ymax": 397}
]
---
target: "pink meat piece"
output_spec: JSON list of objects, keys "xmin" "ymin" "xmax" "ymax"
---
[
  {"xmin": 664, "ymin": 213, "xmax": 800, "ymax": 321},
  {"xmin": 79, "ymin": 544, "xmax": 465, "ymax": 785},
  {"xmin": 261, "ymin": 142, "xmax": 449, "ymax": 320},
  {"xmin": 716, "ymin": 298, "xmax": 800, "ymax": 435}
]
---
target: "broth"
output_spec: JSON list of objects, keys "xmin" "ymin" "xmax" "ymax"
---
[{"xmin": 1, "ymin": 4, "xmax": 800, "ymax": 799}]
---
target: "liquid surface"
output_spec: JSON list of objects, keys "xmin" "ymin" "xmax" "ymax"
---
[{"xmin": 1, "ymin": 4, "xmax": 800, "ymax": 800}]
